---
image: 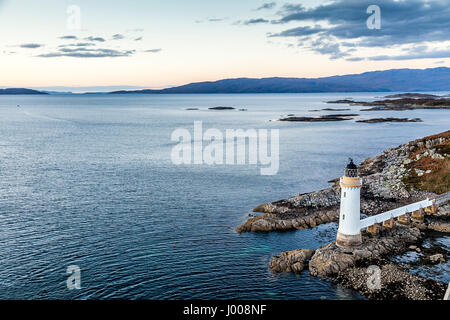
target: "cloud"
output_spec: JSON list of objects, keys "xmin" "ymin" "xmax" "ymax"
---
[
  {"xmin": 305, "ymin": 37, "xmax": 351, "ymax": 60},
  {"xmin": 196, "ymin": 17, "xmax": 227, "ymax": 23},
  {"xmin": 269, "ymin": 26, "xmax": 325, "ymax": 37},
  {"xmin": 59, "ymin": 35, "xmax": 78, "ymax": 40},
  {"xmin": 256, "ymin": 2, "xmax": 276, "ymax": 11},
  {"xmin": 84, "ymin": 36, "xmax": 106, "ymax": 42},
  {"xmin": 275, "ymin": 0, "xmax": 450, "ymax": 45},
  {"xmin": 270, "ymin": 0, "xmax": 450, "ymax": 60},
  {"xmin": 242, "ymin": 18, "xmax": 270, "ymax": 25},
  {"xmin": 112, "ymin": 34, "xmax": 125, "ymax": 40},
  {"xmin": 59, "ymin": 43, "xmax": 96, "ymax": 48},
  {"xmin": 144, "ymin": 49, "xmax": 162, "ymax": 53},
  {"xmin": 35, "ymin": 34, "xmax": 158, "ymax": 59},
  {"xmin": 346, "ymin": 57, "xmax": 365, "ymax": 62},
  {"xmin": 38, "ymin": 48, "xmax": 135, "ymax": 58},
  {"xmin": 20, "ymin": 43, "xmax": 44, "ymax": 49},
  {"xmin": 313, "ymin": 42, "xmax": 349, "ymax": 60},
  {"xmin": 367, "ymin": 48, "xmax": 450, "ymax": 61}
]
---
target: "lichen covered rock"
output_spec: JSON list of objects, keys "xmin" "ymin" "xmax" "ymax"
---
[
  {"xmin": 308, "ymin": 227, "xmax": 422, "ymax": 277},
  {"xmin": 336, "ymin": 263, "xmax": 447, "ymax": 300},
  {"xmin": 269, "ymin": 249, "xmax": 315, "ymax": 274}
]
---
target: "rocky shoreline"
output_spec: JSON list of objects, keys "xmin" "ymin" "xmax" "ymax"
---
[
  {"xmin": 327, "ymin": 94, "xmax": 450, "ymax": 111},
  {"xmin": 309, "ymin": 108, "xmax": 351, "ymax": 112},
  {"xmin": 236, "ymin": 188, "xmax": 341, "ymax": 233},
  {"xmin": 356, "ymin": 117, "xmax": 423, "ymax": 123},
  {"xmin": 186, "ymin": 106, "xmax": 248, "ymax": 111},
  {"xmin": 278, "ymin": 115, "xmax": 424, "ymax": 123},
  {"xmin": 336, "ymin": 261, "xmax": 447, "ymax": 300},
  {"xmin": 208, "ymin": 106, "xmax": 236, "ymax": 110},
  {"xmin": 268, "ymin": 222, "xmax": 448, "ymax": 300},
  {"xmin": 237, "ymin": 131, "xmax": 450, "ymax": 300},
  {"xmin": 237, "ymin": 131, "xmax": 449, "ymax": 233},
  {"xmin": 278, "ymin": 114, "xmax": 358, "ymax": 122}
]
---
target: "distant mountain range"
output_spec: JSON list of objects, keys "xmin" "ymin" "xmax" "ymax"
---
[
  {"xmin": 0, "ymin": 88, "xmax": 48, "ymax": 95},
  {"xmin": 2, "ymin": 67, "xmax": 450, "ymax": 95},
  {"xmin": 110, "ymin": 67, "xmax": 450, "ymax": 94}
]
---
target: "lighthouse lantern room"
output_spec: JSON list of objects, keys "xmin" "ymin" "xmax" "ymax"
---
[{"xmin": 336, "ymin": 159, "xmax": 363, "ymax": 248}]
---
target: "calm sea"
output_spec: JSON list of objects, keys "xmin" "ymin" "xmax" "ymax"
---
[{"xmin": 0, "ymin": 93, "xmax": 448, "ymax": 299}]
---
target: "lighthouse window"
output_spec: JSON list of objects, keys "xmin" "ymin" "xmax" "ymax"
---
[
  {"xmin": 342, "ymin": 214, "xmax": 345, "ymax": 220},
  {"xmin": 343, "ymin": 192, "xmax": 346, "ymax": 198}
]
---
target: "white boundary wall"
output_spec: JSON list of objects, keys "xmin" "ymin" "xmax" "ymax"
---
[{"xmin": 360, "ymin": 199, "xmax": 434, "ymax": 229}]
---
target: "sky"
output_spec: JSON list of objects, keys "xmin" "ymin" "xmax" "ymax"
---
[{"xmin": 0, "ymin": 0, "xmax": 449, "ymax": 92}]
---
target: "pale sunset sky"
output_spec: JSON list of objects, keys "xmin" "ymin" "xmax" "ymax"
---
[{"xmin": 0, "ymin": 0, "xmax": 449, "ymax": 91}]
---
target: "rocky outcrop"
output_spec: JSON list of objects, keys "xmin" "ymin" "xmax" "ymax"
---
[
  {"xmin": 383, "ymin": 93, "xmax": 440, "ymax": 99},
  {"xmin": 268, "ymin": 216, "xmax": 449, "ymax": 299},
  {"xmin": 236, "ymin": 188, "xmax": 340, "ymax": 233},
  {"xmin": 237, "ymin": 131, "xmax": 450, "ymax": 233},
  {"xmin": 236, "ymin": 209, "xmax": 338, "ymax": 233},
  {"xmin": 426, "ymin": 219, "xmax": 450, "ymax": 233},
  {"xmin": 208, "ymin": 107, "xmax": 236, "ymax": 110},
  {"xmin": 269, "ymin": 249, "xmax": 315, "ymax": 274},
  {"xmin": 336, "ymin": 263, "xmax": 447, "ymax": 300},
  {"xmin": 258, "ymin": 130, "xmax": 450, "ymax": 300},
  {"xmin": 356, "ymin": 118, "xmax": 422, "ymax": 123},
  {"xmin": 309, "ymin": 108, "xmax": 351, "ymax": 112},
  {"xmin": 309, "ymin": 226, "xmax": 422, "ymax": 277},
  {"xmin": 278, "ymin": 114, "xmax": 358, "ymax": 122},
  {"xmin": 268, "ymin": 224, "xmax": 447, "ymax": 299},
  {"xmin": 327, "ymin": 96, "xmax": 450, "ymax": 111},
  {"xmin": 429, "ymin": 254, "xmax": 446, "ymax": 264}
]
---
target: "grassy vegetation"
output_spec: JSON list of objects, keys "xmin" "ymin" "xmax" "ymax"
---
[{"xmin": 403, "ymin": 137, "xmax": 450, "ymax": 195}]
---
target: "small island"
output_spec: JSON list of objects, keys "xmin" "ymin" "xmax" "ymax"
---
[
  {"xmin": 309, "ymin": 108, "xmax": 351, "ymax": 112},
  {"xmin": 383, "ymin": 93, "xmax": 441, "ymax": 99},
  {"xmin": 327, "ymin": 94, "xmax": 450, "ymax": 111},
  {"xmin": 279, "ymin": 114, "xmax": 359, "ymax": 122},
  {"xmin": 208, "ymin": 107, "xmax": 236, "ymax": 110},
  {"xmin": 278, "ymin": 115, "xmax": 424, "ymax": 124},
  {"xmin": 357, "ymin": 118, "xmax": 423, "ymax": 123}
]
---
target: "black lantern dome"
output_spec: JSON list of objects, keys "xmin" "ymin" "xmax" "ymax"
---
[{"xmin": 345, "ymin": 158, "xmax": 358, "ymax": 177}]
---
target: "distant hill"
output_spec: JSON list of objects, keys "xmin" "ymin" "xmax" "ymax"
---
[
  {"xmin": 110, "ymin": 67, "xmax": 450, "ymax": 94},
  {"xmin": 0, "ymin": 88, "xmax": 48, "ymax": 95}
]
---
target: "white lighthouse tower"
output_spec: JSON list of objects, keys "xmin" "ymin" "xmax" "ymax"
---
[{"xmin": 336, "ymin": 159, "xmax": 362, "ymax": 247}]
